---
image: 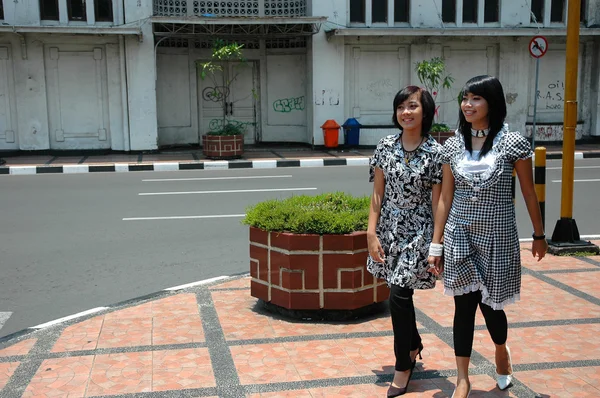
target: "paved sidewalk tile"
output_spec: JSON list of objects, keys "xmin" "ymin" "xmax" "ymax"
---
[{"xmin": 0, "ymin": 339, "xmax": 36, "ymax": 357}]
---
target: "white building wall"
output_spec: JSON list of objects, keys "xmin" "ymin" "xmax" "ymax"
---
[{"xmin": 310, "ymin": 0, "xmax": 347, "ymax": 146}]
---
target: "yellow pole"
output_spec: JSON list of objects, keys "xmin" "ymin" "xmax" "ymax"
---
[{"xmin": 560, "ymin": 0, "xmax": 580, "ymax": 219}]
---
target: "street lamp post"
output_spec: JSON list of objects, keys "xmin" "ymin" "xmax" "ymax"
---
[{"xmin": 548, "ymin": 0, "xmax": 599, "ymax": 254}]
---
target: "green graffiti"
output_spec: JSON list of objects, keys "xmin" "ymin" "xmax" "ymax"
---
[
  {"xmin": 209, "ymin": 119, "xmax": 256, "ymax": 131},
  {"xmin": 273, "ymin": 96, "xmax": 305, "ymax": 113}
]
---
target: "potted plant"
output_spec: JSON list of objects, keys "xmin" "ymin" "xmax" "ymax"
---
[
  {"xmin": 415, "ymin": 57, "xmax": 455, "ymax": 143},
  {"xmin": 198, "ymin": 40, "xmax": 256, "ymax": 159},
  {"xmin": 242, "ymin": 192, "xmax": 389, "ymax": 318}
]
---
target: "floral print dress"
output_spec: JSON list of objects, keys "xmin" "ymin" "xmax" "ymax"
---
[{"xmin": 367, "ymin": 134, "xmax": 443, "ymax": 289}]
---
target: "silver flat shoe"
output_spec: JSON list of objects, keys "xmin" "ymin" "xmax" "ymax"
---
[
  {"xmin": 451, "ymin": 384, "xmax": 471, "ymax": 398},
  {"xmin": 496, "ymin": 346, "xmax": 513, "ymax": 390}
]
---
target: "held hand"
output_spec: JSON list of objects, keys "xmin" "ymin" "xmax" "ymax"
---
[
  {"xmin": 427, "ymin": 255, "xmax": 443, "ymax": 276},
  {"xmin": 532, "ymin": 239, "xmax": 548, "ymax": 261},
  {"xmin": 367, "ymin": 234, "xmax": 386, "ymax": 263}
]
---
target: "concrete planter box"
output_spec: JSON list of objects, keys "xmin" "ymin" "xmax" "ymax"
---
[
  {"xmin": 202, "ymin": 134, "xmax": 244, "ymax": 159},
  {"xmin": 432, "ymin": 130, "xmax": 454, "ymax": 145},
  {"xmin": 249, "ymin": 226, "xmax": 389, "ymax": 312}
]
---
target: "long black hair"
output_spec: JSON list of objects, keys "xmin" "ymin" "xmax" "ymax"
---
[
  {"xmin": 458, "ymin": 75, "xmax": 507, "ymax": 158},
  {"xmin": 392, "ymin": 85, "xmax": 435, "ymax": 137}
]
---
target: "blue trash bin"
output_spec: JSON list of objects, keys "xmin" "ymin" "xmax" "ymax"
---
[{"xmin": 342, "ymin": 118, "xmax": 361, "ymax": 146}]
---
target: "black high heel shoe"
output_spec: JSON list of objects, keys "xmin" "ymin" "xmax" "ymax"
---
[
  {"xmin": 411, "ymin": 342, "xmax": 424, "ymax": 370},
  {"xmin": 387, "ymin": 367, "xmax": 414, "ymax": 397}
]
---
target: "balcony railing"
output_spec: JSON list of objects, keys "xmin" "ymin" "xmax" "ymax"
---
[{"xmin": 153, "ymin": 1, "xmax": 307, "ymax": 18}]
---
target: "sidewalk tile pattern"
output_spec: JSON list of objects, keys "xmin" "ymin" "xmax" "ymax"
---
[{"xmin": 1, "ymin": 252, "xmax": 600, "ymax": 397}]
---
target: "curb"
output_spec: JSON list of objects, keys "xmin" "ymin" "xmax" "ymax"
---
[
  {"xmin": 0, "ymin": 158, "xmax": 370, "ymax": 175},
  {"xmin": 0, "ymin": 274, "xmax": 240, "ymax": 346}
]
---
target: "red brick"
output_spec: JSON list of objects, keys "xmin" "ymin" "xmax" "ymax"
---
[
  {"xmin": 352, "ymin": 232, "xmax": 368, "ymax": 251},
  {"xmin": 324, "ymin": 289, "xmax": 374, "ymax": 310},
  {"xmin": 376, "ymin": 283, "xmax": 391, "ymax": 302},
  {"xmin": 249, "ymin": 227, "xmax": 268, "ymax": 246},
  {"xmin": 340, "ymin": 269, "xmax": 363, "ymax": 290},
  {"xmin": 323, "ymin": 234, "xmax": 354, "ymax": 251},
  {"xmin": 270, "ymin": 232, "xmax": 320, "ymax": 251},
  {"xmin": 288, "ymin": 254, "xmax": 320, "ymax": 289},
  {"xmin": 281, "ymin": 270, "xmax": 303, "ymax": 290},
  {"xmin": 251, "ymin": 280, "xmax": 269, "ymax": 302},
  {"xmin": 272, "ymin": 288, "xmax": 320, "ymax": 310},
  {"xmin": 364, "ymin": 268, "xmax": 375, "ymax": 285},
  {"xmin": 250, "ymin": 260, "xmax": 258, "ymax": 279},
  {"xmin": 323, "ymin": 253, "xmax": 366, "ymax": 289},
  {"xmin": 249, "ymin": 244, "xmax": 269, "ymax": 281},
  {"xmin": 269, "ymin": 250, "xmax": 288, "ymax": 285}
]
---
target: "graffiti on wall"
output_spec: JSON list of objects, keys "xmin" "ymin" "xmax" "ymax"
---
[
  {"xmin": 363, "ymin": 78, "xmax": 395, "ymax": 99},
  {"xmin": 314, "ymin": 89, "xmax": 340, "ymax": 106},
  {"xmin": 273, "ymin": 96, "xmax": 305, "ymax": 113},
  {"xmin": 525, "ymin": 124, "xmax": 583, "ymax": 141},
  {"xmin": 203, "ymin": 86, "xmax": 229, "ymax": 102},
  {"xmin": 209, "ymin": 119, "xmax": 256, "ymax": 132},
  {"xmin": 536, "ymin": 80, "xmax": 564, "ymax": 110}
]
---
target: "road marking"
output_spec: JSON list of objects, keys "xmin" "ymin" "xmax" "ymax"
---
[
  {"xmin": 0, "ymin": 312, "xmax": 12, "ymax": 332},
  {"xmin": 142, "ymin": 175, "xmax": 293, "ymax": 182},
  {"xmin": 519, "ymin": 234, "xmax": 600, "ymax": 242},
  {"xmin": 551, "ymin": 179, "xmax": 600, "ymax": 183},
  {"xmin": 31, "ymin": 307, "xmax": 108, "ymax": 329},
  {"xmin": 123, "ymin": 214, "xmax": 245, "ymax": 221},
  {"xmin": 546, "ymin": 166, "xmax": 600, "ymax": 170},
  {"xmin": 164, "ymin": 276, "xmax": 229, "ymax": 291},
  {"xmin": 139, "ymin": 187, "xmax": 317, "ymax": 196}
]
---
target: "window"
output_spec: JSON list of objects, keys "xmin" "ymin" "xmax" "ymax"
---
[
  {"xmin": 95, "ymin": 0, "xmax": 113, "ymax": 22},
  {"xmin": 463, "ymin": 0, "xmax": 477, "ymax": 23},
  {"xmin": 484, "ymin": 0, "xmax": 498, "ymax": 22},
  {"xmin": 531, "ymin": 0, "xmax": 543, "ymax": 23},
  {"xmin": 68, "ymin": 0, "xmax": 86, "ymax": 21},
  {"xmin": 550, "ymin": 0, "xmax": 564, "ymax": 22},
  {"xmin": 350, "ymin": 0, "xmax": 365, "ymax": 23},
  {"xmin": 372, "ymin": 0, "xmax": 387, "ymax": 23},
  {"xmin": 40, "ymin": 0, "xmax": 59, "ymax": 20},
  {"xmin": 581, "ymin": 0, "xmax": 586, "ymax": 22},
  {"xmin": 442, "ymin": 0, "xmax": 456, "ymax": 23},
  {"xmin": 394, "ymin": 0, "xmax": 409, "ymax": 23},
  {"xmin": 0, "ymin": 0, "xmax": 4, "ymax": 20}
]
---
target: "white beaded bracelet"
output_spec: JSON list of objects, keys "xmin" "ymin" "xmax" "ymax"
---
[{"xmin": 429, "ymin": 243, "xmax": 444, "ymax": 257}]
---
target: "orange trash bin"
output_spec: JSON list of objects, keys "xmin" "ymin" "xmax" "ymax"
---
[{"xmin": 321, "ymin": 120, "xmax": 341, "ymax": 148}]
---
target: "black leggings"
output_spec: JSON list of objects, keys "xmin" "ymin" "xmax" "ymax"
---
[
  {"xmin": 389, "ymin": 285, "xmax": 422, "ymax": 371},
  {"xmin": 453, "ymin": 290, "xmax": 508, "ymax": 357}
]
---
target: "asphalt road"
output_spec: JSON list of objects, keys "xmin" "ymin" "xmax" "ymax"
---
[{"xmin": 1, "ymin": 159, "xmax": 599, "ymax": 338}]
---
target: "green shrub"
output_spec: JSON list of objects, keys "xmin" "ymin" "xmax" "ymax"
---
[
  {"xmin": 242, "ymin": 192, "xmax": 370, "ymax": 235},
  {"xmin": 207, "ymin": 122, "xmax": 245, "ymax": 136},
  {"xmin": 430, "ymin": 123, "xmax": 451, "ymax": 133}
]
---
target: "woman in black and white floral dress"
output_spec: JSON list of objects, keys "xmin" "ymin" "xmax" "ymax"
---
[{"xmin": 367, "ymin": 86, "xmax": 443, "ymax": 397}]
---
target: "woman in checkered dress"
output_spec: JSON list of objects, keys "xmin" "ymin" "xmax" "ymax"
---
[
  {"xmin": 428, "ymin": 76, "xmax": 548, "ymax": 398},
  {"xmin": 367, "ymin": 86, "xmax": 443, "ymax": 397}
]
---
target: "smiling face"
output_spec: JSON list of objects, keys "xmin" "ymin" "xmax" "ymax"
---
[
  {"xmin": 461, "ymin": 91, "xmax": 490, "ymax": 128},
  {"xmin": 396, "ymin": 93, "xmax": 424, "ymax": 133}
]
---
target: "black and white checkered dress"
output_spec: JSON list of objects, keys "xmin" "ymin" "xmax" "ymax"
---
[
  {"xmin": 441, "ymin": 125, "xmax": 533, "ymax": 310},
  {"xmin": 367, "ymin": 134, "xmax": 443, "ymax": 289}
]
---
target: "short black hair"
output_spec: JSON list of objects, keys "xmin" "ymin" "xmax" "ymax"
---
[
  {"xmin": 458, "ymin": 75, "xmax": 507, "ymax": 158},
  {"xmin": 392, "ymin": 85, "xmax": 435, "ymax": 136}
]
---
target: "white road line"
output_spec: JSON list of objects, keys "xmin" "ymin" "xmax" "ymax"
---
[
  {"xmin": 164, "ymin": 276, "xmax": 229, "ymax": 291},
  {"xmin": 519, "ymin": 234, "xmax": 600, "ymax": 242},
  {"xmin": 142, "ymin": 175, "xmax": 293, "ymax": 182},
  {"xmin": 0, "ymin": 312, "xmax": 12, "ymax": 331},
  {"xmin": 546, "ymin": 166, "xmax": 600, "ymax": 170},
  {"xmin": 139, "ymin": 187, "xmax": 317, "ymax": 196},
  {"xmin": 551, "ymin": 179, "xmax": 600, "ymax": 183},
  {"xmin": 123, "ymin": 214, "xmax": 245, "ymax": 221},
  {"xmin": 30, "ymin": 307, "xmax": 108, "ymax": 329}
]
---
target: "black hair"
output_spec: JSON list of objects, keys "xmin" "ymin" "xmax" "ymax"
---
[
  {"xmin": 392, "ymin": 85, "xmax": 435, "ymax": 136},
  {"xmin": 458, "ymin": 75, "xmax": 507, "ymax": 158}
]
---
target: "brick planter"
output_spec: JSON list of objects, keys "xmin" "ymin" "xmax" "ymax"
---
[
  {"xmin": 432, "ymin": 130, "xmax": 454, "ymax": 145},
  {"xmin": 249, "ymin": 227, "xmax": 390, "ymax": 313},
  {"xmin": 202, "ymin": 134, "xmax": 244, "ymax": 159}
]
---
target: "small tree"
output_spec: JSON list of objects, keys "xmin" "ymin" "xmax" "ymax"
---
[
  {"xmin": 415, "ymin": 57, "xmax": 454, "ymax": 131},
  {"xmin": 198, "ymin": 39, "xmax": 256, "ymax": 136}
]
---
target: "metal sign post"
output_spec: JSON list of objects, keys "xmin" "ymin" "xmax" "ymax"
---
[{"xmin": 529, "ymin": 35, "xmax": 548, "ymax": 149}]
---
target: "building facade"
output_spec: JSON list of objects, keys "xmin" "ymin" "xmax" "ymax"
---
[{"xmin": 0, "ymin": 0, "xmax": 599, "ymax": 152}]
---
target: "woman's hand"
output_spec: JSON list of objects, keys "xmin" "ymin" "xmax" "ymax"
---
[
  {"xmin": 427, "ymin": 255, "xmax": 444, "ymax": 276},
  {"xmin": 367, "ymin": 232, "xmax": 385, "ymax": 263},
  {"xmin": 532, "ymin": 239, "xmax": 548, "ymax": 261}
]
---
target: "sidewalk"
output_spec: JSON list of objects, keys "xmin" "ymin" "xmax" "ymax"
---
[
  {"xmin": 1, "ymin": 245, "xmax": 599, "ymax": 397},
  {"xmin": 1, "ymin": 142, "xmax": 600, "ymax": 175}
]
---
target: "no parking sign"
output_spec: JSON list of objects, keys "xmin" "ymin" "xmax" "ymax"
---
[
  {"xmin": 529, "ymin": 36, "xmax": 548, "ymax": 58},
  {"xmin": 530, "ymin": 35, "xmax": 549, "ymax": 149}
]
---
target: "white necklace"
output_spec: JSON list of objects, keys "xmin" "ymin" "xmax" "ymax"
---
[{"xmin": 471, "ymin": 128, "xmax": 490, "ymax": 138}]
